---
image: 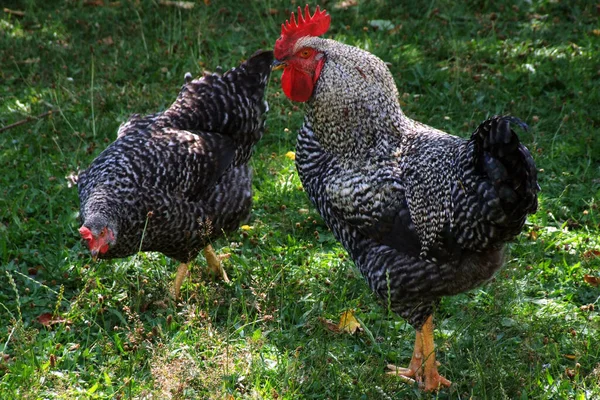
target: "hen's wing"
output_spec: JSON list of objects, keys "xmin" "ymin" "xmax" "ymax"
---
[
  {"xmin": 77, "ymin": 129, "xmax": 235, "ymax": 206},
  {"xmin": 116, "ymin": 112, "xmax": 162, "ymax": 139}
]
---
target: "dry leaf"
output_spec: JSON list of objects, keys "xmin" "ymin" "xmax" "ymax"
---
[
  {"xmin": 83, "ymin": 0, "xmax": 104, "ymax": 6},
  {"xmin": 583, "ymin": 249, "xmax": 600, "ymax": 260},
  {"xmin": 68, "ymin": 343, "xmax": 81, "ymax": 351},
  {"xmin": 338, "ymin": 310, "xmax": 362, "ymax": 334},
  {"xmin": 564, "ymin": 354, "xmax": 577, "ymax": 360},
  {"xmin": 318, "ymin": 316, "xmax": 340, "ymax": 333},
  {"xmin": 37, "ymin": 313, "xmax": 53, "ymax": 326},
  {"xmin": 583, "ymin": 274, "xmax": 600, "ymax": 287},
  {"xmin": 285, "ymin": 151, "xmax": 296, "ymax": 160},
  {"xmin": 37, "ymin": 313, "xmax": 69, "ymax": 327},
  {"xmin": 159, "ymin": 1, "xmax": 195, "ymax": 9},
  {"xmin": 334, "ymin": 0, "xmax": 358, "ymax": 10},
  {"xmin": 100, "ymin": 36, "xmax": 114, "ymax": 46}
]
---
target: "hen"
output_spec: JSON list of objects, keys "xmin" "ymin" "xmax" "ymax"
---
[
  {"xmin": 78, "ymin": 50, "xmax": 273, "ymax": 296},
  {"xmin": 273, "ymin": 7, "xmax": 538, "ymax": 391}
]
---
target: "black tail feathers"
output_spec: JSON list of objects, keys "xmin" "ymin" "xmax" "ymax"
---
[{"xmin": 472, "ymin": 116, "xmax": 539, "ymax": 220}]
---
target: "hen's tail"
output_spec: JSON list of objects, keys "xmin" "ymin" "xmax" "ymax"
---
[
  {"xmin": 157, "ymin": 50, "xmax": 274, "ymax": 138},
  {"xmin": 471, "ymin": 116, "xmax": 539, "ymax": 232}
]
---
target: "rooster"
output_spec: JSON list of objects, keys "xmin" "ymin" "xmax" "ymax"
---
[
  {"xmin": 78, "ymin": 50, "xmax": 273, "ymax": 297},
  {"xmin": 273, "ymin": 7, "xmax": 538, "ymax": 391}
]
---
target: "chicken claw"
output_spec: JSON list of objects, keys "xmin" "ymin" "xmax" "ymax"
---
[{"xmin": 204, "ymin": 244, "xmax": 230, "ymax": 283}]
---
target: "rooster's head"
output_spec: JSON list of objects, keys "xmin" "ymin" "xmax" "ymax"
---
[{"xmin": 273, "ymin": 5, "xmax": 330, "ymax": 102}]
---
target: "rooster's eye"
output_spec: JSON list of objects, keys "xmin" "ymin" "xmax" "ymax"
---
[{"xmin": 299, "ymin": 49, "xmax": 312, "ymax": 58}]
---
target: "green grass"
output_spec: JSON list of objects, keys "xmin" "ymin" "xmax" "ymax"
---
[{"xmin": 1, "ymin": 0, "xmax": 599, "ymax": 398}]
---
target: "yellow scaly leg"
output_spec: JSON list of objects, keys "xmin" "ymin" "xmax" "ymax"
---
[
  {"xmin": 421, "ymin": 315, "xmax": 451, "ymax": 392},
  {"xmin": 387, "ymin": 329, "xmax": 424, "ymax": 387},
  {"xmin": 173, "ymin": 263, "xmax": 189, "ymax": 299},
  {"xmin": 203, "ymin": 244, "xmax": 230, "ymax": 283}
]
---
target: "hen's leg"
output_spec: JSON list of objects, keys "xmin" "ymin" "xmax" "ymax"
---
[
  {"xmin": 173, "ymin": 263, "xmax": 189, "ymax": 299},
  {"xmin": 421, "ymin": 315, "xmax": 451, "ymax": 392},
  {"xmin": 386, "ymin": 330, "xmax": 423, "ymax": 383},
  {"xmin": 203, "ymin": 244, "xmax": 230, "ymax": 283},
  {"xmin": 173, "ymin": 245, "xmax": 230, "ymax": 298}
]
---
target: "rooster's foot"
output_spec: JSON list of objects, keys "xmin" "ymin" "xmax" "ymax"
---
[{"xmin": 388, "ymin": 316, "xmax": 451, "ymax": 392}]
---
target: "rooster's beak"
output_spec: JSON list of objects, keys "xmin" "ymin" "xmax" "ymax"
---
[
  {"xmin": 272, "ymin": 59, "xmax": 287, "ymax": 71},
  {"xmin": 90, "ymin": 249, "xmax": 99, "ymax": 261}
]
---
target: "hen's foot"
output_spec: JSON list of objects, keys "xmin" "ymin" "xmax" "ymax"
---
[
  {"xmin": 173, "ymin": 262, "xmax": 189, "ymax": 299},
  {"xmin": 204, "ymin": 244, "xmax": 230, "ymax": 283}
]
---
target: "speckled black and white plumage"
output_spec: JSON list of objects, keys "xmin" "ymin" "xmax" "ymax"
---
[
  {"xmin": 292, "ymin": 38, "xmax": 539, "ymax": 329},
  {"xmin": 78, "ymin": 49, "xmax": 273, "ymax": 263}
]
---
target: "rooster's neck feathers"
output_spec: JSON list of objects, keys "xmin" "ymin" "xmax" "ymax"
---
[{"xmin": 297, "ymin": 38, "xmax": 414, "ymax": 159}]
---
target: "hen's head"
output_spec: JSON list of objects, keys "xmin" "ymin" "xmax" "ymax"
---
[
  {"xmin": 274, "ymin": 5, "xmax": 330, "ymax": 102},
  {"xmin": 79, "ymin": 221, "xmax": 116, "ymax": 260}
]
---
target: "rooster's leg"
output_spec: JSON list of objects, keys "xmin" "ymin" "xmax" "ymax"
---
[
  {"xmin": 203, "ymin": 244, "xmax": 230, "ymax": 283},
  {"xmin": 386, "ymin": 330, "xmax": 423, "ymax": 382},
  {"xmin": 173, "ymin": 263, "xmax": 189, "ymax": 299},
  {"xmin": 387, "ymin": 315, "xmax": 451, "ymax": 391},
  {"xmin": 420, "ymin": 315, "xmax": 451, "ymax": 392}
]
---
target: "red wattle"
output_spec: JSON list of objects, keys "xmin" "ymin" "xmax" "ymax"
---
[
  {"xmin": 282, "ymin": 67, "xmax": 314, "ymax": 103},
  {"xmin": 314, "ymin": 58, "xmax": 324, "ymax": 85}
]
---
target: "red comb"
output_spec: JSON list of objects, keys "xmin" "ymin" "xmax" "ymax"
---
[
  {"xmin": 281, "ymin": 5, "xmax": 330, "ymax": 37},
  {"xmin": 79, "ymin": 226, "xmax": 93, "ymax": 241},
  {"xmin": 275, "ymin": 5, "xmax": 330, "ymax": 59}
]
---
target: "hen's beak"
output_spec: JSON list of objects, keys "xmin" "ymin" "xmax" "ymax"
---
[
  {"xmin": 272, "ymin": 59, "xmax": 287, "ymax": 71},
  {"xmin": 90, "ymin": 249, "xmax": 99, "ymax": 261}
]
